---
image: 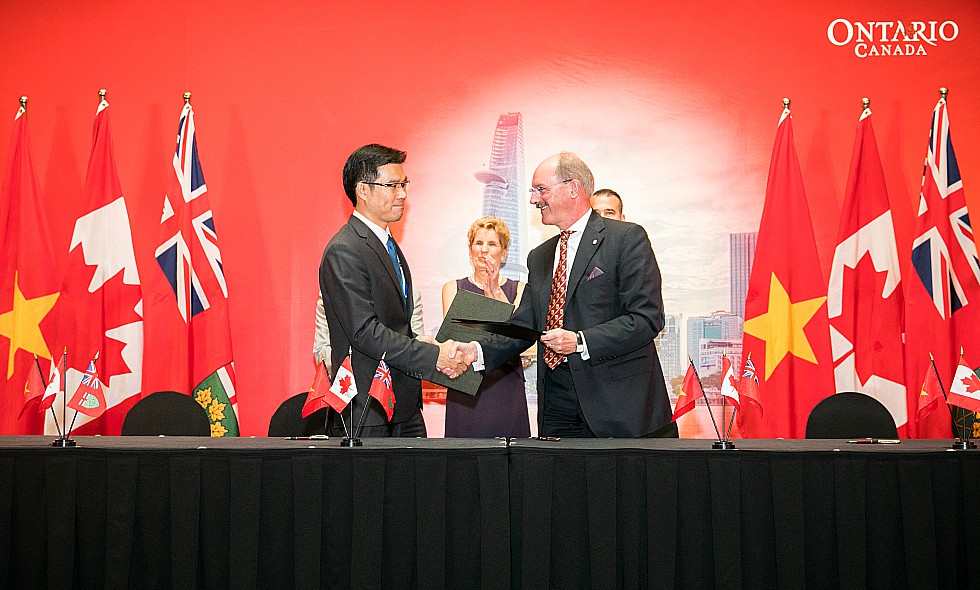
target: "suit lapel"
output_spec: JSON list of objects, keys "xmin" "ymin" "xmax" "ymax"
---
[{"xmin": 566, "ymin": 212, "xmax": 604, "ymax": 301}]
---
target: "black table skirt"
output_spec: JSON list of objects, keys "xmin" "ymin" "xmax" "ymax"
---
[
  {"xmin": 508, "ymin": 439, "xmax": 980, "ymax": 590},
  {"xmin": 0, "ymin": 437, "xmax": 510, "ymax": 590},
  {"xmin": 1, "ymin": 437, "xmax": 978, "ymax": 590}
]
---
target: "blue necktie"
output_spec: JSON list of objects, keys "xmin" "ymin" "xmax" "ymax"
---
[{"xmin": 386, "ymin": 235, "xmax": 407, "ymax": 300}]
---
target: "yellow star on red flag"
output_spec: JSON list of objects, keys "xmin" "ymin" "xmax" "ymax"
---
[
  {"xmin": 743, "ymin": 272, "xmax": 826, "ymax": 380},
  {"xmin": 0, "ymin": 271, "xmax": 59, "ymax": 378}
]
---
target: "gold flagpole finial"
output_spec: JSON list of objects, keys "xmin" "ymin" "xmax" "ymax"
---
[
  {"xmin": 862, "ymin": 97, "xmax": 870, "ymax": 110},
  {"xmin": 183, "ymin": 92, "xmax": 192, "ymax": 105},
  {"xmin": 19, "ymin": 96, "xmax": 27, "ymax": 110},
  {"xmin": 782, "ymin": 97, "xmax": 790, "ymax": 109},
  {"xmin": 99, "ymin": 88, "xmax": 107, "ymax": 102},
  {"xmin": 939, "ymin": 87, "xmax": 948, "ymax": 101}
]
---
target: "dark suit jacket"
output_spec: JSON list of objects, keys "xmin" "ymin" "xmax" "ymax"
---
[
  {"xmin": 482, "ymin": 211, "xmax": 671, "ymax": 437},
  {"xmin": 319, "ymin": 215, "xmax": 438, "ymax": 426}
]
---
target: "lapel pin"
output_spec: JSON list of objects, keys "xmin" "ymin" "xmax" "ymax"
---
[{"xmin": 592, "ymin": 239, "xmax": 597, "ymax": 245}]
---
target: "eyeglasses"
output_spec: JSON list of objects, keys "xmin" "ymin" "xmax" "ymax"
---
[
  {"xmin": 360, "ymin": 180, "xmax": 411, "ymax": 191},
  {"xmin": 528, "ymin": 179, "xmax": 572, "ymax": 196}
]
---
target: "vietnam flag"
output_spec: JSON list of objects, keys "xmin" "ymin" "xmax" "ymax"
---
[
  {"xmin": 826, "ymin": 105, "xmax": 909, "ymax": 435},
  {"xmin": 18, "ymin": 357, "xmax": 45, "ymax": 419},
  {"xmin": 0, "ymin": 103, "xmax": 60, "ymax": 434},
  {"xmin": 739, "ymin": 105, "xmax": 835, "ymax": 438},
  {"xmin": 368, "ymin": 358, "xmax": 395, "ymax": 421},
  {"xmin": 916, "ymin": 356, "xmax": 944, "ymax": 420},
  {"xmin": 672, "ymin": 362, "xmax": 704, "ymax": 421},
  {"xmin": 48, "ymin": 97, "xmax": 143, "ymax": 435}
]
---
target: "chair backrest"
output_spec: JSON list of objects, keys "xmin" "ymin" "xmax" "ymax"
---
[
  {"xmin": 805, "ymin": 392, "xmax": 899, "ymax": 439},
  {"xmin": 268, "ymin": 392, "xmax": 328, "ymax": 437},
  {"xmin": 121, "ymin": 391, "xmax": 211, "ymax": 436}
]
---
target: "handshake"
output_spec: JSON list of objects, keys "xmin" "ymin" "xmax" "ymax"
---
[{"xmin": 420, "ymin": 337, "xmax": 478, "ymax": 379}]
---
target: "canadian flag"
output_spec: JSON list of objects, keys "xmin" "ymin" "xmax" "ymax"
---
[
  {"xmin": 719, "ymin": 356, "xmax": 740, "ymax": 408},
  {"xmin": 302, "ymin": 354, "xmax": 357, "ymax": 417},
  {"xmin": 947, "ymin": 353, "xmax": 980, "ymax": 413}
]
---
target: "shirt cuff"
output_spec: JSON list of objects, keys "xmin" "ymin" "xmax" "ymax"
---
[{"xmin": 473, "ymin": 341, "xmax": 486, "ymax": 371}]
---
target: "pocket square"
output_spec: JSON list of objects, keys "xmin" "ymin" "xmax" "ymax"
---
[{"xmin": 587, "ymin": 266, "xmax": 605, "ymax": 281}]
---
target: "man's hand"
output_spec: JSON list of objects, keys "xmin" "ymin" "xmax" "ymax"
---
[
  {"xmin": 540, "ymin": 329, "xmax": 577, "ymax": 355},
  {"xmin": 416, "ymin": 334, "xmax": 437, "ymax": 345},
  {"xmin": 436, "ymin": 339, "xmax": 471, "ymax": 378}
]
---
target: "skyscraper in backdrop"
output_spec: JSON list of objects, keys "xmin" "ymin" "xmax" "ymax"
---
[
  {"xmin": 475, "ymin": 112, "xmax": 528, "ymax": 281},
  {"xmin": 730, "ymin": 232, "xmax": 757, "ymax": 319}
]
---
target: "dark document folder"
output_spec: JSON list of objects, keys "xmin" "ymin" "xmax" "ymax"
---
[{"xmin": 430, "ymin": 289, "xmax": 524, "ymax": 396}]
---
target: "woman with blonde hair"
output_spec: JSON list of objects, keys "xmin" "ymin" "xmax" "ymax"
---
[{"xmin": 441, "ymin": 216, "xmax": 531, "ymax": 437}]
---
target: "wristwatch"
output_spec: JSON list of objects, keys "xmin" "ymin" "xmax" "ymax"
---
[{"xmin": 575, "ymin": 331, "xmax": 584, "ymax": 353}]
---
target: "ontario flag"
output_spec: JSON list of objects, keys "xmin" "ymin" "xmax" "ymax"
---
[
  {"xmin": 672, "ymin": 361, "xmax": 704, "ymax": 421},
  {"xmin": 47, "ymin": 97, "xmax": 143, "ymax": 435},
  {"xmin": 67, "ymin": 354, "xmax": 106, "ymax": 418},
  {"xmin": 739, "ymin": 106, "xmax": 834, "ymax": 438},
  {"xmin": 145, "ymin": 100, "xmax": 238, "ymax": 437},
  {"xmin": 368, "ymin": 357, "xmax": 395, "ymax": 421},
  {"xmin": 904, "ymin": 94, "xmax": 980, "ymax": 438},
  {"xmin": 826, "ymin": 105, "xmax": 909, "ymax": 435},
  {"xmin": 0, "ymin": 103, "xmax": 60, "ymax": 434}
]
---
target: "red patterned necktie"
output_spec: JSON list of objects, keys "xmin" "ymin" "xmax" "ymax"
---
[{"xmin": 543, "ymin": 230, "xmax": 574, "ymax": 369}]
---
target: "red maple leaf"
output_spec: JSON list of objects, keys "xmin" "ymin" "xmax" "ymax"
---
[
  {"xmin": 339, "ymin": 375, "xmax": 352, "ymax": 394},
  {"xmin": 960, "ymin": 372, "xmax": 980, "ymax": 393},
  {"xmin": 728, "ymin": 374, "xmax": 739, "ymax": 389}
]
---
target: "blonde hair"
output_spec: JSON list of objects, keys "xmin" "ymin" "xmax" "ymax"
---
[{"xmin": 467, "ymin": 216, "xmax": 511, "ymax": 250}]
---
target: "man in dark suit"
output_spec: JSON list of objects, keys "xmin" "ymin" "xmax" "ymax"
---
[
  {"xmin": 459, "ymin": 152, "xmax": 675, "ymax": 437},
  {"xmin": 319, "ymin": 144, "xmax": 464, "ymax": 437}
]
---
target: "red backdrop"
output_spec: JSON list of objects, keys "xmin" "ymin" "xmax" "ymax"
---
[{"xmin": 1, "ymin": 0, "xmax": 978, "ymax": 435}]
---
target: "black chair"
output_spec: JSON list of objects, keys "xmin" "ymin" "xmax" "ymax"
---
[
  {"xmin": 120, "ymin": 391, "xmax": 211, "ymax": 436},
  {"xmin": 268, "ymin": 392, "xmax": 328, "ymax": 437},
  {"xmin": 805, "ymin": 392, "xmax": 899, "ymax": 439}
]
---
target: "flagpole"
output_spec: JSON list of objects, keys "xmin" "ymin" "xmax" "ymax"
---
[
  {"xmin": 322, "ymin": 355, "xmax": 352, "ymax": 439},
  {"xmin": 52, "ymin": 348, "xmax": 75, "ymax": 447},
  {"xmin": 65, "ymin": 350, "xmax": 99, "ymax": 439},
  {"xmin": 720, "ymin": 354, "xmax": 727, "ymax": 438},
  {"xmin": 34, "ymin": 355, "xmax": 63, "ymax": 438},
  {"xmin": 352, "ymin": 352, "xmax": 383, "ymax": 443},
  {"xmin": 941, "ymin": 349, "xmax": 977, "ymax": 449},
  {"xmin": 689, "ymin": 357, "xmax": 727, "ymax": 446}
]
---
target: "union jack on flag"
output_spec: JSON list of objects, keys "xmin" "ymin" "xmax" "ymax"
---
[
  {"xmin": 374, "ymin": 361, "xmax": 392, "ymax": 390},
  {"xmin": 67, "ymin": 356, "xmax": 107, "ymax": 418},
  {"xmin": 910, "ymin": 97, "xmax": 980, "ymax": 319},
  {"xmin": 741, "ymin": 357, "xmax": 759, "ymax": 385},
  {"xmin": 155, "ymin": 102, "xmax": 228, "ymax": 322}
]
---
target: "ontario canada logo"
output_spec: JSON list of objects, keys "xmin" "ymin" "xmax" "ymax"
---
[{"xmin": 827, "ymin": 19, "xmax": 958, "ymax": 58}]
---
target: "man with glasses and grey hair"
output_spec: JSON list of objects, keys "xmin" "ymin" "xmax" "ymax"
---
[
  {"xmin": 319, "ymin": 143, "xmax": 466, "ymax": 437},
  {"xmin": 455, "ymin": 152, "xmax": 676, "ymax": 438}
]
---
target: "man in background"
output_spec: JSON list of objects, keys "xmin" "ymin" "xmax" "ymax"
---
[{"xmin": 590, "ymin": 188, "xmax": 624, "ymax": 221}]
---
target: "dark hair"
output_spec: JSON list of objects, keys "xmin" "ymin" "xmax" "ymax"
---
[
  {"xmin": 342, "ymin": 144, "xmax": 407, "ymax": 206},
  {"xmin": 592, "ymin": 188, "xmax": 623, "ymax": 214}
]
